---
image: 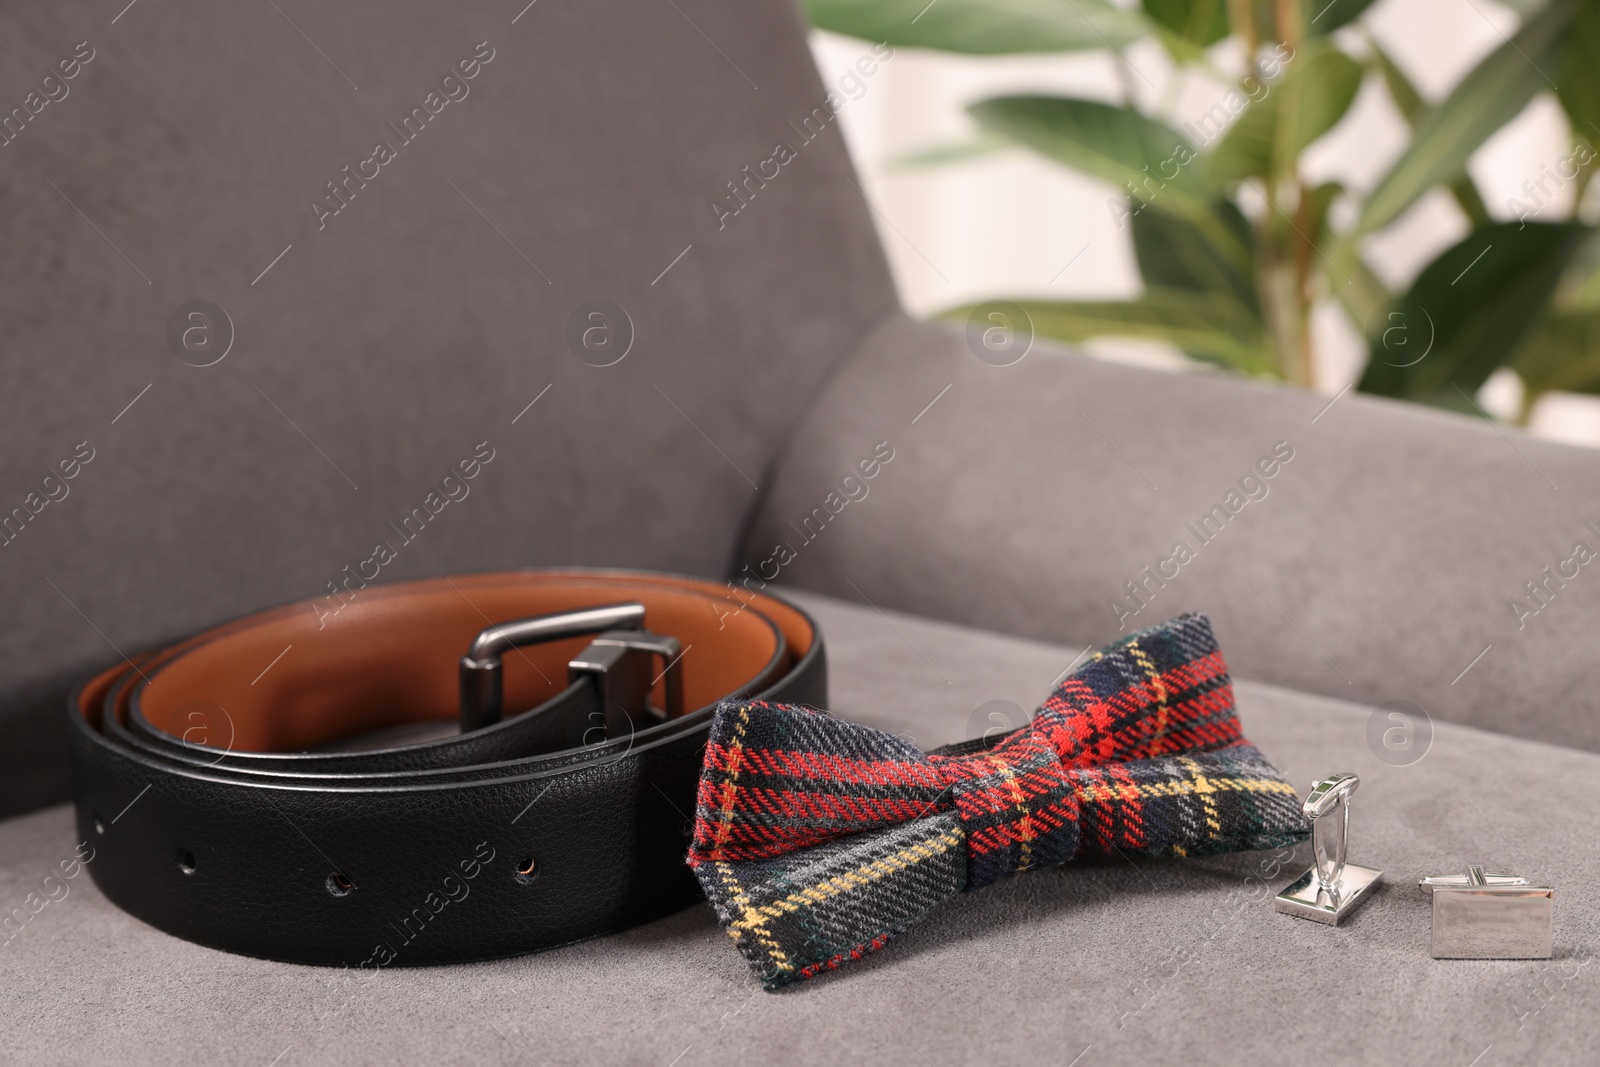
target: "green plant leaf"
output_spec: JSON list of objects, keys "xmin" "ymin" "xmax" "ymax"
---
[
  {"xmin": 1513, "ymin": 231, "xmax": 1600, "ymax": 395},
  {"xmin": 1308, "ymin": 181, "xmax": 1342, "ymax": 244},
  {"xmin": 1356, "ymin": 221, "xmax": 1591, "ymax": 407},
  {"xmin": 1131, "ymin": 200, "xmax": 1258, "ymax": 313},
  {"xmin": 1203, "ymin": 101, "xmax": 1273, "ymax": 187},
  {"xmin": 1326, "ymin": 238, "xmax": 1393, "ymax": 335},
  {"xmin": 1370, "ymin": 37, "xmax": 1424, "ymax": 124},
  {"xmin": 968, "ymin": 96, "xmax": 1252, "ymax": 270},
  {"xmin": 1557, "ymin": 0, "xmax": 1600, "ymax": 143},
  {"xmin": 1246, "ymin": 0, "xmax": 1377, "ymax": 41},
  {"xmin": 966, "ymin": 97, "xmax": 1199, "ymax": 204},
  {"xmin": 945, "ymin": 290, "xmax": 1274, "ymax": 374},
  {"xmin": 1447, "ymin": 176, "xmax": 1493, "ymax": 229},
  {"xmin": 1371, "ymin": 39, "xmax": 1496, "ymax": 227},
  {"xmin": 1355, "ymin": 0, "xmax": 1574, "ymax": 235},
  {"xmin": 1512, "ymin": 309, "xmax": 1600, "ymax": 394},
  {"xmin": 1207, "ymin": 42, "xmax": 1362, "ymax": 185},
  {"xmin": 1494, "ymin": 0, "xmax": 1555, "ymax": 17},
  {"xmin": 1149, "ymin": 26, "xmax": 1217, "ymax": 67},
  {"xmin": 1307, "ymin": 0, "xmax": 1380, "ymax": 34},
  {"xmin": 1549, "ymin": 227, "xmax": 1600, "ymax": 311},
  {"xmin": 803, "ymin": 0, "xmax": 1151, "ymax": 54},
  {"xmin": 1142, "ymin": 0, "xmax": 1228, "ymax": 46}
]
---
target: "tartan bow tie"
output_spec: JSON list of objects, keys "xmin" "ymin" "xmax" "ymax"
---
[{"xmin": 687, "ymin": 612, "xmax": 1309, "ymax": 988}]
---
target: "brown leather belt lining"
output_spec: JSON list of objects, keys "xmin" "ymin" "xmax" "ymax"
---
[{"xmin": 67, "ymin": 569, "xmax": 825, "ymax": 965}]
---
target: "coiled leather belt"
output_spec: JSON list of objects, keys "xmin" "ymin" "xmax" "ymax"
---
[{"xmin": 66, "ymin": 570, "xmax": 824, "ymax": 966}]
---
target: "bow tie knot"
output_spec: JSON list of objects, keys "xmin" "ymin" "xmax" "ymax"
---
[
  {"xmin": 931, "ymin": 732, "xmax": 1081, "ymax": 889},
  {"xmin": 689, "ymin": 613, "xmax": 1308, "ymax": 988}
]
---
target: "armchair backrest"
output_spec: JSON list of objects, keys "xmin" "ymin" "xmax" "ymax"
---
[{"xmin": 0, "ymin": 0, "xmax": 897, "ymax": 814}]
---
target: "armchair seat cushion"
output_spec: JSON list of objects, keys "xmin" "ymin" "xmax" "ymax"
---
[{"xmin": 3, "ymin": 591, "xmax": 1592, "ymax": 1065}]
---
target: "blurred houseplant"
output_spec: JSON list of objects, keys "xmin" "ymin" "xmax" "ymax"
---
[{"xmin": 805, "ymin": 0, "xmax": 1600, "ymax": 418}]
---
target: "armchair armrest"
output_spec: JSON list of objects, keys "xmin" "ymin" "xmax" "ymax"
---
[{"xmin": 746, "ymin": 313, "xmax": 1600, "ymax": 754}]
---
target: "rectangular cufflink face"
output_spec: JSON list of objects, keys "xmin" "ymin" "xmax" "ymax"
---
[
  {"xmin": 1274, "ymin": 864, "xmax": 1383, "ymax": 925},
  {"xmin": 1431, "ymin": 886, "xmax": 1553, "ymax": 959}
]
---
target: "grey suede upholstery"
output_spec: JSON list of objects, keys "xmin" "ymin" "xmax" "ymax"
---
[
  {"xmin": 0, "ymin": 0, "xmax": 895, "ymax": 815},
  {"xmin": 2, "ymin": 593, "xmax": 1594, "ymax": 1065},
  {"xmin": 747, "ymin": 315, "xmax": 1600, "ymax": 755},
  {"xmin": 4, "ymin": 0, "xmax": 1599, "ymax": 1061}
]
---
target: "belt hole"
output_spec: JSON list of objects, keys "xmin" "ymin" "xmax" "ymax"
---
[
  {"xmin": 326, "ymin": 872, "xmax": 354, "ymax": 897},
  {"xmin": 91, "ymin": 811, "xmax": 104, "ymax": 835},
  {"xmin": 514, "ymin": 856, "xmax": 538, "ymax": 883},
  {"xmin": 177, "ymin": 849, "xmax": 197, "ymax": 875}
]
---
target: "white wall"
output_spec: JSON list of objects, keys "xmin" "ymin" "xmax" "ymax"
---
[{"xmin": 809, "ymin": 0, "xmax": 1600, "ymax": 445}]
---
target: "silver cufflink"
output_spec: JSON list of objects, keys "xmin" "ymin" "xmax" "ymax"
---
[
  {"xmin": 1274, "ymin": 772, "xmax": 1383, "ymax": 925},
  {"xmin": 1419, "ymin": 865, "xmax": 1553, "ymax": 959}
]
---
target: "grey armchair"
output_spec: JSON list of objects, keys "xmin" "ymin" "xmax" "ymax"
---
[{"xmin": 1, "ymin": 0, "xmax": 1594, "ymax": 1063}]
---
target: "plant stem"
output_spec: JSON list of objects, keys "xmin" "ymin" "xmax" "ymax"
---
[
  {"xmin": 1255, "ymin": 182, "xmax": 1307, "ymax": 385},
  {"xmin": 1228, "ymin": 0, "xmax": 1258, "ymax": 59},
  {"xmin": 1572, "ymin": 154, "xmax": 1596, "ymax": 222},
  {"xmin": 1292, "ymin": 179, "xmax": 1318, "ymax": 387},
  {"xmin": 1272, "ymin": 0, "xmax": 1303, "ymax": 55},
  {"xmin": 1272, "ymin": 0, "xmax": 1312, "ymax": 386},
  {"xmin": 1517, "ymin": 385, "xmax": 1538, "ymax": 427}
]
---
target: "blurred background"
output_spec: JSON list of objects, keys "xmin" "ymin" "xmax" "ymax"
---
[{"xmin": 805, "ymin": 0, "xmax": 1600, "ymax": 446}]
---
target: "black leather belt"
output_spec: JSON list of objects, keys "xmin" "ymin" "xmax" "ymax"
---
[{"xmin": 66, "ymin": 570, "xmax": 824, "ymax": 966}]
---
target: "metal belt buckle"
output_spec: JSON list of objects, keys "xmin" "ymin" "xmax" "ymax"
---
[
  {"xmin": 1419, "ymin": 865, "xmax": 1553, "ymax": 959},
  {"xmin": 1274, "ymin": 772, "xmax": 1383, "ymax": 925},
  {"xmin": 457, "ymin": 602, "xmax": 683, "ymax": 735},
  {"xmin": 568, "ymin": 629, "xmax": 684, "ymax": 739}
]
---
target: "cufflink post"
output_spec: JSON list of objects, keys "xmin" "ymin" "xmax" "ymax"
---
[
  {"xmin": 1274, "ymin": 772, "xmax": 1383, "ymax": 925},
  {"xmin": 1419, "ymin": 865, "xmax": 1552, "ymax": 959}
]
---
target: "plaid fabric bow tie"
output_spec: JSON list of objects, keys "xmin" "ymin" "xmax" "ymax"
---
[{"xmin": 687, "ymin": 612, "xmax": 1309, "ymax": 988}]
